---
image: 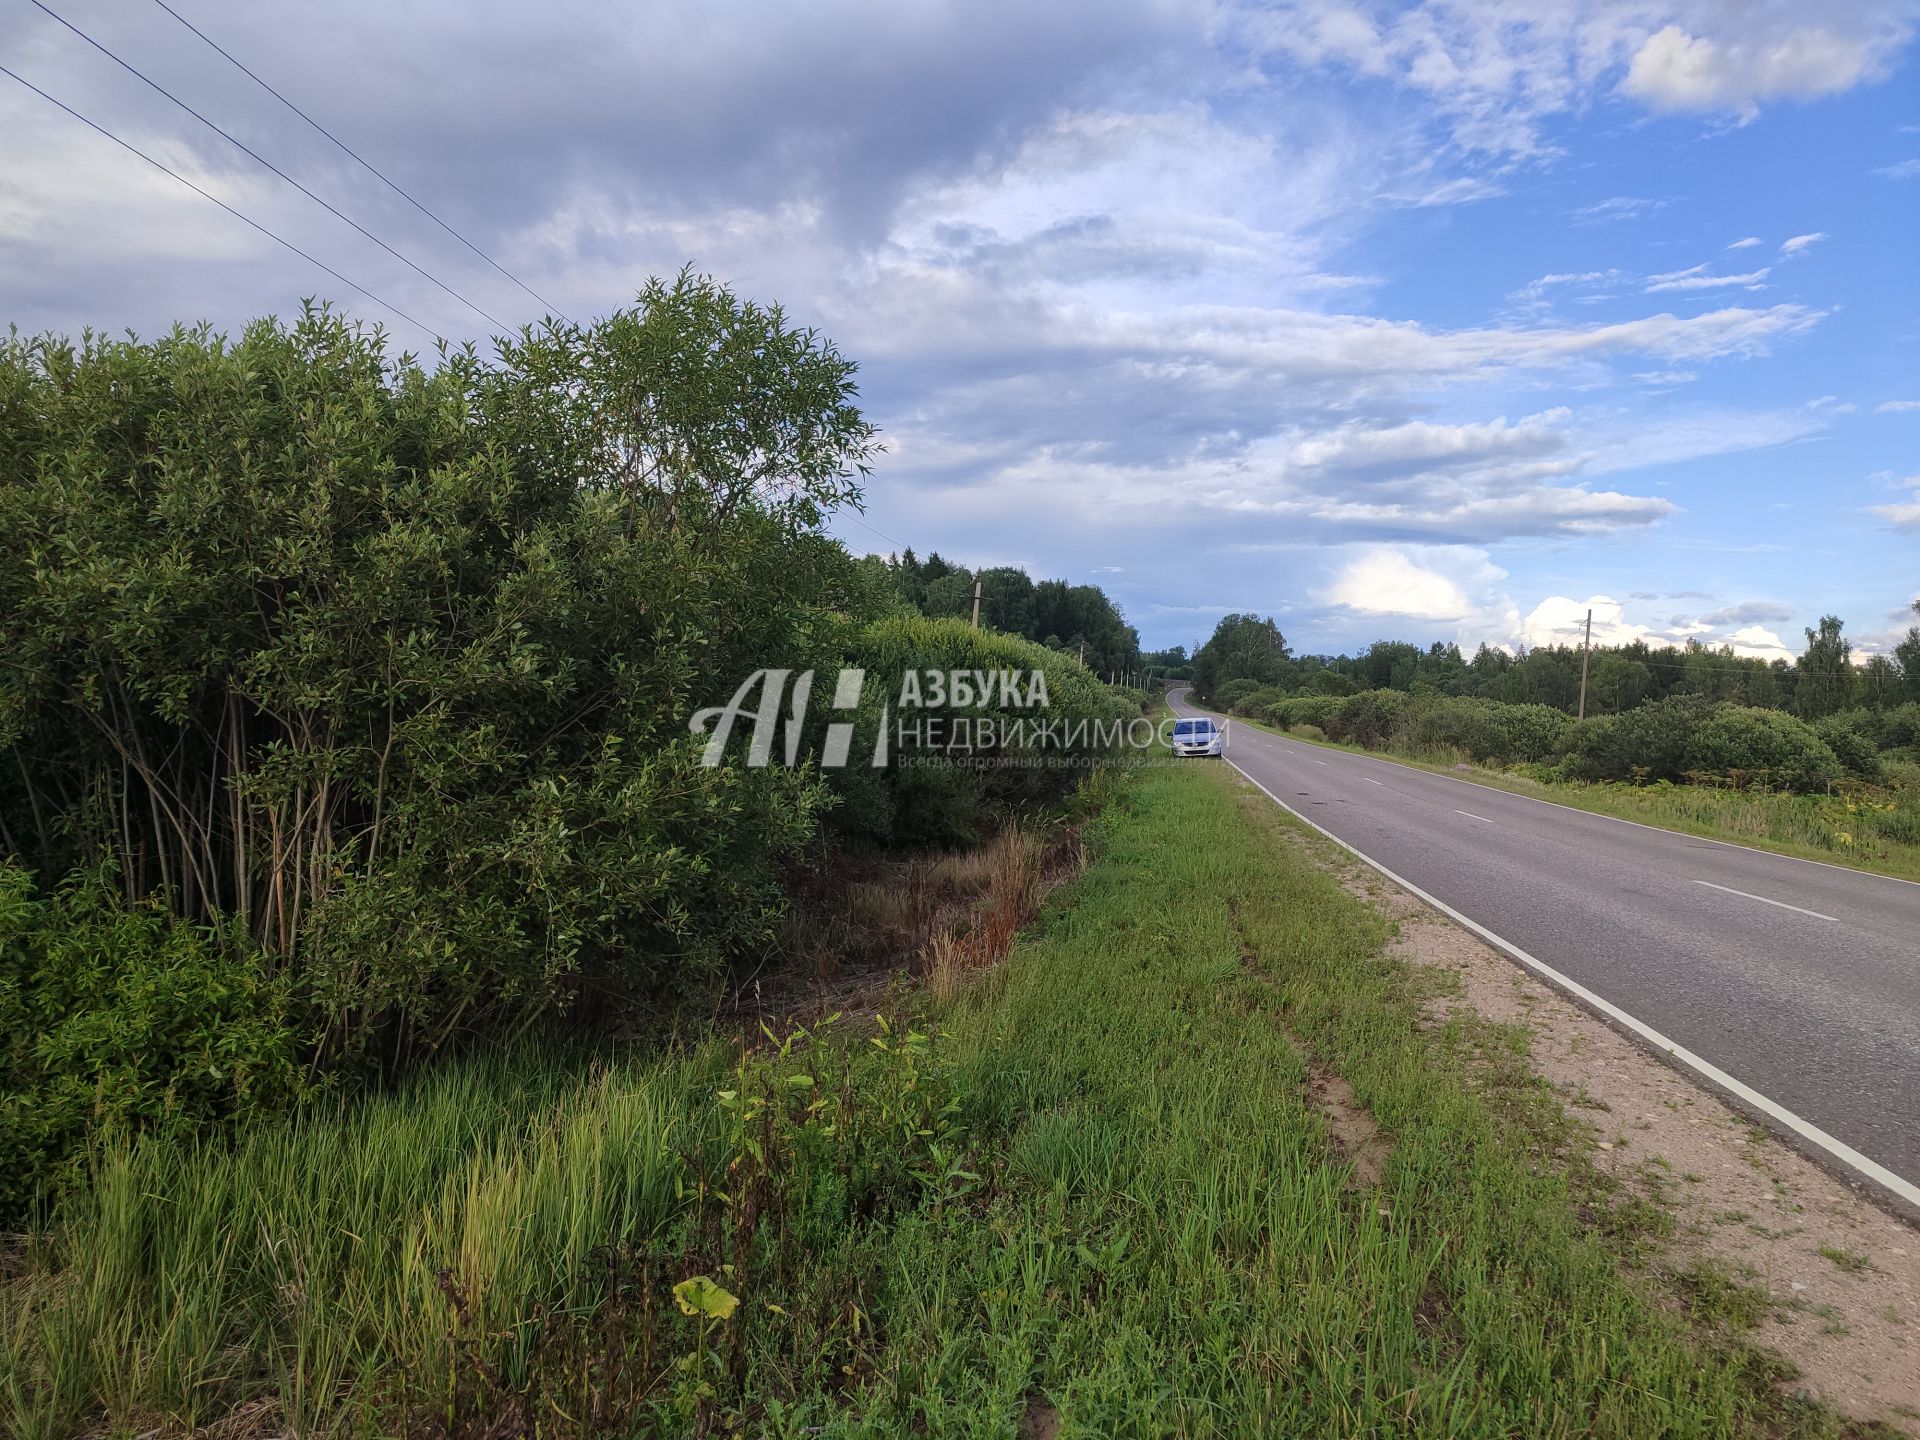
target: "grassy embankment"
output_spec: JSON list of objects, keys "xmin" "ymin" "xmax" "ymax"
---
[
  {"xmin": 2, "ymin": 760, "xmax": 1863, "ymax": 1437},
  {"xmin": 1224, "ymin": 710, "xmax": 1920, "ymax": 885}
]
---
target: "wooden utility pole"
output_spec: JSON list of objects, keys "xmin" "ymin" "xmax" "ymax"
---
[
  {"xmin": 970, "ymin": 577, "xmax": 982, "ymax": 627},
  {"xmin": 1577, "ymin": 607, "xmax": 1593, "ymax": 720}
]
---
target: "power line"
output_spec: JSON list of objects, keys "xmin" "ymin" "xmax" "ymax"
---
[
  {"xmin": 148, "ymin": 0, "xmax": 570, "ymax": 323},
  {"xmin": 841, "ymin": 511, "xmax": 912, "ymax": 553},
  {"xmin": 2, "ymin": 63, "xmax": 440, "ymax": 344},
  {"xmin": 28, "ymin": 0, "xmax": 507, "ymax": 331}
]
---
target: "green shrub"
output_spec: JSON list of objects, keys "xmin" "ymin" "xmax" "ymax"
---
[
  {"xmin": 1813, "ymin": 713, "xmax": 1884, "ymax": 779},
  {"xmin": 0, "ymin": 864, "xmax": 306, "ymax": 1224},
  {"xmin": 1267, "ymin": 695, "xmax": 1343, "ymax": 731},
  {"xmin": 825, "ymin": 617, "xmax": 1136, "ymax": 847},
  {"xmin": 1229, "ymin": 684, "xmax": 1288, "ymax": 718},
  {"xmin": 1326, "ymin": 690, "xmax": 1406, "ymax": 748},
  {"xmin": 1563, "ymin": 697, "xmax": 1712, "ymax": 784},
  {"xmin": 1216, "ymin": 677, "xmax": 1263, "ymax": 713},
  {"xmin": 1688, "ymin": 707, "xmax": 1843, "ymax": 791},
  {"xmin": 1566, "ymin": 698, "xmax": 1841, "ymax": 792}
]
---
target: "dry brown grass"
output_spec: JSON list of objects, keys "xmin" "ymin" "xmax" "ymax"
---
[{"xmin": 918, "ymin": 823, "xmax": 1051, "ymax": 1003}]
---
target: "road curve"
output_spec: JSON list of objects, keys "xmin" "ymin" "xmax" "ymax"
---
[{"xmin": 1168, "ymin": 688, "xmax": 1920, "ymax": 1210}]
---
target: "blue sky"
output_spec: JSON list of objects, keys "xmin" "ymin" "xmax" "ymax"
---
[{"xmin": 2, "ymin": 0, "xmax": 1915, "ymax": 657}]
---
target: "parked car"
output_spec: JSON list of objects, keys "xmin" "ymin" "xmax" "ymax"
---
[{"xmin": 1170, "ymin": 716, "xmax": 1223, "ymax": 757}]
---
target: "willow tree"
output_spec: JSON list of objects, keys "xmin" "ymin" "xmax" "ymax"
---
[{"xmin": 0, "ymin": 271, "xmax": 879, "ymax": 1059}]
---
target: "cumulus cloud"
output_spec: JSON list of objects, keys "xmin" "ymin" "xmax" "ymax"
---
[
  {"xmin": 1519, "ymin": 595, "xmax": 1655, "ymax": 649},
  {"xmin": 1623, "ymin": 23, "xmax": 1898, "ymax": 119},
  {"xmin": 1723, "ymin": 625, "xmax": 1795, "ymax": 659},
  {"xmin": 1324, "ymin": 547, "xmax": 1480, "ymax": 619}
]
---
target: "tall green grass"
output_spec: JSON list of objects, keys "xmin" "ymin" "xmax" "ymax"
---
[
  {"xmin": 2, "ymin": 1053, "xmax": 714, "ymax": 1436},
  {"xmin": 3, "ymin": 761, "xmax": 1850, "ymax": 1436}
]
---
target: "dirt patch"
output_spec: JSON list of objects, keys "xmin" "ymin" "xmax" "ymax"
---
[
  {"xmin": 1320, "ymin": 850, "xmax": 1920, "ymax": 1433},
  {"xmin": 1018, "ymin": 1395, "xmax": 1062, "ymax": 1440},
  {"xmin": 1307, "ymin": 1064, "xmax": 1392, "ymax": 1189}
]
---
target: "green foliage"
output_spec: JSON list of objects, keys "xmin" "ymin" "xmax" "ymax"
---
[
  {"xmin": 883, "ymin": 551, "xmax": 1141, "ymax": 677},
  {"xmin": 1392, "ymin": 696, "xmax": 1573, "ymax": 764},
  {"xmin": 1793, "ymin": 616, "xmax": 1854, "ymax": 719},
  {"xmin": 4, "ymin": 761, "xmax": 1842, "ymax": 1436},
  {"xmin": 1324, "ymin": 688, "xmax": 1407, "ymax": 747},
  {"xmin": 1215, "ymin": 677, "xmax": 1265, "ymax": 713},
  {"xmin": 1191, "ymin": 612, "xmax": 1292, "ymax": 699},
  {"xmin": 826, "ymin": 617, "xmax": 1137, "ymax": 847},
  {"xmin": 1265, "ymin": 694, "xmax": 1344, "ymax": 731},
  {"xmin": 1812, "ymin": 712, "xmax": 1885, "ymax": 779},
  {"xmin": 1226, "ymin": 683, "xmax": 1288, "ymax": 717},
  {"xmin": 0, "ymin": 278, "xmax": 880, "ymax": 1072},
  {"xmin": 0, "ymin": 863, "xmax": 305, "ymax": 1224},
  {"xmin": 1564, "ymin": 698, "xmax": 1841, "ymax": 792}
]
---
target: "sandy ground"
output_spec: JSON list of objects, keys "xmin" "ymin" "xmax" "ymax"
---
[{"xmin": 1326, "ymin": 847, "xmax": 1920, "ymax": 1433}]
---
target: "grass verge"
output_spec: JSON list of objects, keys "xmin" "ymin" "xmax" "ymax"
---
[
  {"xmin": 1, "ymin": 760, "xmax": 1875, "ymax": 1437},
  {"xmin": 1227, "ymin": 712, "xmax": 1920, "ymax": 885}
]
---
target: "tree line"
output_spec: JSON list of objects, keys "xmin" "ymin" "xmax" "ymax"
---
[{"xmin": 1188, "ymin": 610, "xmax": 1920, "ymax": 720}]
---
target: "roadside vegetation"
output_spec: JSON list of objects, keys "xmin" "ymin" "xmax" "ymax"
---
[
  {"xmin": 0, "ymin": 279, "xmax": 1143, "ymax": 1226},
  {"xmin": 3, "ymin": 758, "xmax": 1860, "ymax": 1438}
]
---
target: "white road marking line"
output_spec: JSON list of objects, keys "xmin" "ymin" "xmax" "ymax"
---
[
  {"xmin": 1314, "ymin": 760, "xmax": 1330, "ymax": 767},
  {"xmin": 1693, "ymin": 879, "xmax": 1838, "ymax": 923},
  {"xmin": 1221, "ymin": 754, "xmax": 1920, "ymax": 1213},
  {"xmin": 1453, "ymin": 808, "xmax": 1494, "ymax": 824},
  {"xmin": 1365, "ymin": 778, "xmax": 1384, "ymax": 786}
]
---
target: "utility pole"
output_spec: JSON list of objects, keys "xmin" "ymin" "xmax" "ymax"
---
[
  {"xmin": 970, "ymin": 577, "xmax": 982, "ymax": 628},
  {"xmin": 1577, "ymin": 607, "xmax": 1593, "ymax": 721}
]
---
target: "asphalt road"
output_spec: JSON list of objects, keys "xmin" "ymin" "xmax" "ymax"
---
[{"xmin": 1168, "ymin": 688, "xmax": 1920, "ymax": 1209}]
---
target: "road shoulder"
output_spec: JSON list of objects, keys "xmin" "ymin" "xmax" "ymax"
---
[{"xmin": 1243, "ymin": 769, "xmax": 1920, "ymax": 1432}]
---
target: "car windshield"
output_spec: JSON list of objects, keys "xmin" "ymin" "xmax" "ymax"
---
[{"xmin": 1175, "ymin": 720, "xmax": 1213, "ymax": 736}]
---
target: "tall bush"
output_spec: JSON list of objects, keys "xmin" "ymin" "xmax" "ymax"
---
[{"xmin": 0, "ymin": 275, "xmax": 880, "ymax": 1064}]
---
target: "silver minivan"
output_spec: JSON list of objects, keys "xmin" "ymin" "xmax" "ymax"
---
[{"xmin": 1170, "ymin": 716, "xmax": 1223, "ymax": 757}]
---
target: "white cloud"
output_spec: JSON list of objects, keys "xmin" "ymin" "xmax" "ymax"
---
[
  {"xmin": 1519, "ymin": 595, "xmax": 1654, "ymax": 649},
  {"xmin": 1869, "ymin": 475, "xmax": 1920, "ymax": 532},
  {"xmin": 1779, "ymin": 231, "xmax": 1827, "ymax": 255},
  {"xmin": 1727, "ymin": 236, "xmax": 1763, "ymax": 249},
  {"xmin": 1645, "ymin": 264, "xmax": 1771, "ymax": 292},
  {"xmin": 1247, "ymin": 2, "xmax": 1916, "ymax": 156},
  {"xmin": 1877, "ymin": 400, "xmax": 1920, "ymax": 413},
  {"xmin": 1575, "ymin": 195, "xmax": 1669, "ymax": 224},
  {"xmin": 1623, "ymin": 23, "xmax": 1896, "ymax": 119},
  {"xmin": 1874, "ymin": 158, "xmax": 1920, "ymax": 178},
  {"xmin": 1328, "ymin": 545, "xmax": 1505, "ymax": 622},
  {"xmin": 1724, "ymin": 625, "xmax": 1794, "ymax": 659}
]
